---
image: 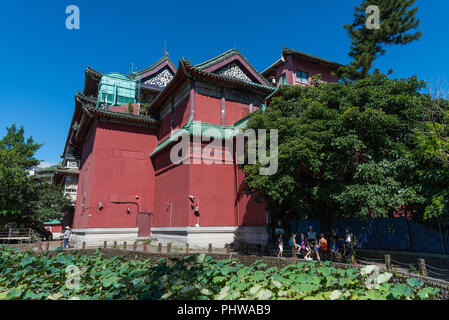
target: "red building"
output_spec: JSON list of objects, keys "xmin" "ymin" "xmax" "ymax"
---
[{"xmin": 58, "ymin": 48, "xmax": 340, "ymax": 248}]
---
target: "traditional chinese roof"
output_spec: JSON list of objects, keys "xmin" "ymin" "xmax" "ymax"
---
[
  {"xmin": 43, "ymin": 219, "xmax": 62, "ymax": 226},
  {"xmin": 149, "ymin": 56, "xmax": 276, "ymax": 114},
  {"xmin": 262, "ymin": 47, "xmax": 342, "ymax": 76},
  {"xmin": 150, "ymin": 115, "xmax": 251, "ymax": 158},
  {"xmin": 194, "ymin": 49, "xmax": 273, "ymax": 87},
  {"xmin": 72, "ymin": 92, "xmax": 158, "ymax": 127},
  {"xmin": 81, "ymin": 103, "xmax": 159, "ymax": 126}
]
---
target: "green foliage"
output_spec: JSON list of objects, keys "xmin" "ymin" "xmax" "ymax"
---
[
  {"xmin": 243, "ymin": 74, "xmax": 449, "ymax": 221},
  {"xmin": 415, "ymin": 96, "xmax": 449, "ymax": 166},
  {"xmin": 338, "ymin": 0, "xmax": 421, "ymax": 80},
  {"xmin": 0, "ymin": 247, "xmax": 438, "ymax": 300},
  {"xmin": 0, "ymin": 125, "xmax": 71, "ymax": 227},
  {"xmin": 128, "ymin": 102, "xmax": 134, "ymax": 114}
]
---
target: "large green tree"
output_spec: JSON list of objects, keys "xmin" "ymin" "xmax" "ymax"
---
[
  {"xmin": 338, "ymin": 0, "xmax": 422, "ymax": 80},
  {"xmin": 243, "ymin": 74, "xmax": 449, "ymax": 225},
  {"xmin": 0, "ymin": 125, "xmax": 70, "ymax": 229}
]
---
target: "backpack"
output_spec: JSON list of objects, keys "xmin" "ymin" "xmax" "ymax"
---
[
  {"xmin": 289, "ymin": 238, "xmax": 293, "ymax": 247},
  {"xmin": 320, "ymin": 239, "xmax": 327, "ymax": 251}
]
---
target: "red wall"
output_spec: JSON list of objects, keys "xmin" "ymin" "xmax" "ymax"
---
[
  {"xmin": 73, "ymin": 123, "xmax": 97, "ymax": 230},
  {"xmin": 73, "ymin": 121, "xmax": 158, "ymax": 230},
  {"xmin": 225, "ymin": 100, "xmax": 250, "ymax": 125},
  {"xmin": 235, "ymin": 165, "xmax": 266, "ymax": 226},
  {"xmin": 189, "ymin": 161, "xmax": 236, "ymax": 226},
  {"xmin": 153, "ymin": 149, "xmax": 191, "ymax": 227},
  {"xmin": 194, "ymin": 94, "xmax": 221, "ymax": 125},
  {"xmin": 159, "ymin": 95, "xmax": 191, "ymax": 142}
]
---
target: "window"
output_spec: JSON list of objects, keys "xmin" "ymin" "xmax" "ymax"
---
[
  {"xmin": 278, "ymin": 73, "xmax": 287, "ymax": 85},
  {"xmin": 296, "ymin": 70, "xmax": 309, "ymax": 84}
]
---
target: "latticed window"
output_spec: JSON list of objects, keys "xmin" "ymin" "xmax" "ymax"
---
[{"xmin": 296, "ymin": 70, "xmax": 309, "ymax": 84}]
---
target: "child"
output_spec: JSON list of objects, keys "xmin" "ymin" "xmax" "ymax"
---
[
  {"xmin": 311, "ymin": 238, "xmax": 321, "ymax": 261},
  {"xmin": 298, "ymin": 233, "xmax": 308, "ymax": 256},
  {"xmin": 277, "ymin": 233, "xmax": 284, "ymax": 258},
  {"xmin": 304, "ymin": 235, "xmax": 314, "ymax": 261}
]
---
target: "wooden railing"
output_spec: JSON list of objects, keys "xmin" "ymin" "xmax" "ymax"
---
[{"xmin": 0, "ymin": 228, "xmax": 34, "ymax": 243}]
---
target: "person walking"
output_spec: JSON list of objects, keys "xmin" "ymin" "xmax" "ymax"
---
[
  {"xmin": 289, "ymin": 233, "xmax": 299, "ymax": 252},
  {"xmin": 277, "ymin": 233, "xmax": 284, "ymax": 258},
  {"xmin": 63, "ymin": 226, "xmax": 72, "ymax": 249}
]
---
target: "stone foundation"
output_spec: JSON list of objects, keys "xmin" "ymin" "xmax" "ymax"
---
[
  {"xmin": 70, "ymin": 228, "xmax": 139, "ymax": 248},
  {"xmin": 150, "ymin": 226, "xmax": 268, "ymax": 248}
]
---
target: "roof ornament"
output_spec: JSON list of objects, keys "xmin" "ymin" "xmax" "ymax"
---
[{"xmin": 164, "ymin": 40, "xmax": 168, "ymax": 57}]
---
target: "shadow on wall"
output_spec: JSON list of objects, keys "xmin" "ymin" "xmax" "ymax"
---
[{"xmin": 233, "ymin": 177, "xmax": 269, "ymax": 251}]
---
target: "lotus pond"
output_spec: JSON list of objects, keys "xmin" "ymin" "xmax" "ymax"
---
[{"xmin": 0, "ymin": 246, "xmax": 439, "ymax": 300}]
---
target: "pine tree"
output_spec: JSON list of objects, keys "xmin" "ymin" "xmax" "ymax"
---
[{"xmin": 338, "ymin": 0, "xmax": 422, "ymax": 80}]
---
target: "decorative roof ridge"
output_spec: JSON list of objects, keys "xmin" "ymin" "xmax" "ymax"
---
[
  {"xmin": 136, "ymin": 54, "xmax": 177, "ymax": 76},
  {"xmin": 194, "ymin": 49, "xmax": 239, "ymax": 69},
  {"xmin": 193, "ymin": 49, "xmax": 274, "ymax": 88},
  {"xmin": 183, "ymin": 61, "xmax": 276, "ymax": 92}
]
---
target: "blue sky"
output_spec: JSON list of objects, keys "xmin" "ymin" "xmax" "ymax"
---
[{"xmin": 0, "ymin": 0, "xmax": 448, "ymax": 166}]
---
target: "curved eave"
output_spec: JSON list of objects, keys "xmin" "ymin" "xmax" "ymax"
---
[
  {"xmin": 84, "ymin": 67, "xmax": 102, "ymax": 97},
  {"xmin": 141, "ymin": 85, "xmax": 163, "ymax": 95},
  {"xmin": 60, "ymin": 92, "xmax": 93, "ymax": 158},
  {"xmin": 82, "ymin": 104, "xmax": 159, "ymax": 127}
]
